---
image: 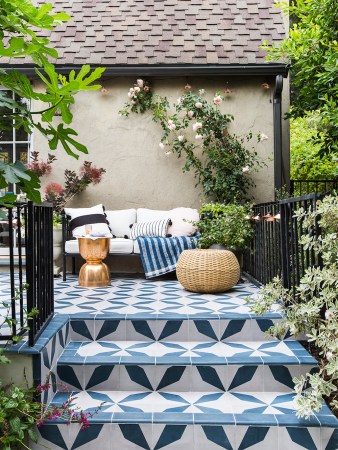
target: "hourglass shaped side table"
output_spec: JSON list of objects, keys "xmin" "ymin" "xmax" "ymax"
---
[{"xmin": 78, "ymin": 237, "xmax": 111, "ymax": 287}]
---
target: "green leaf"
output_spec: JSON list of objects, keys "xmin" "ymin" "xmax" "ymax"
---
[
  {"xmin": 9, "ymin": 416, "xmax": 21, "ymax": 433},
  {"xmin": 36, "ymin": 123, "xmax": 88, "ymax": 158},
  {"xmin": 28, "ymin": 427, "xmax": 39, "ymax": 443}
]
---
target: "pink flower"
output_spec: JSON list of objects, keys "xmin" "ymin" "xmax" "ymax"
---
[
  {"xmin": 159, "ymin": 143, "xmax": 165, "ymax": 149},
  {"xmin": 195, "ymin": 134, "xmax": 203, "ymax": 140},
  {"xmin": 177, "ymin": 135, "xmax": 184, "ymax": 142},
  {"xmin": 187, "ymin": 111, "xmax": 194, "ymax": 118},
  {"xmin": 127, "ymin": 92, "xmax": 133, "ymax": 98},
  {"xmin": 100, "ymin": 87, "xmax": 109, "ymax": 93},
  {"xmin": 213, "ymin": 95, "xmax": 222, "ymax": 105},
  {"xmin": 261, "ymin": 83, "xmax": 270, "ymax": 89},
  {"xmin": 184, "ymin": 83, "xmax": 192, "ymax": 90},
  {"xmin": 134, "ymin": 86, "xmax": 140, "ymax": 93},
  {"xmin": 165, "ymin": 151, "xmax": 172, "ymax": 157},
  {"xmin": 45, "ymin": 182, "xmax": 63, "ymax": 196},
  {"xmin": 136, "ymin": 79, "xmax": 144, "ymax": 88},
  {"xmin": 195, "ymin": 102, "xmax": 203, "ymax": 109},
  {"xmin": 242, "ymin": 166, "xmax": 250, "ymax": 174},
  {"xmin": 223, "ymin": 88, "xmax": 233, "ymax": 94},
  {"xmin": 259, "ymin": 133, "xmax": 269, "ymax": 142},
  {"xmin": 192, "ymin": 122, "xmax": 202, "ymax": 132}
]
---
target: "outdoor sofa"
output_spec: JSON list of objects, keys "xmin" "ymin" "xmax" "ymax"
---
[{"xmin": 61, "ymin": 204, "xmax": 199, "ymax": 280}]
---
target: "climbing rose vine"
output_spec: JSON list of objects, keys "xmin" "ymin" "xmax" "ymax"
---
[{"xmin": 119, "ymin": 80, "xmax": 266, "ymax": 204}]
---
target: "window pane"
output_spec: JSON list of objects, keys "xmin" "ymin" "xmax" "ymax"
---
[
  {"xmin": 0, "ymin": 144, "xmax": 13, "ymax": 163},
  {"xmin": 16, "ymin": 143, "xmax": 29, "ymax": 164},
  {"xmin": 0, "ymin": 90, "xmax": 14, "ymax": 141}
]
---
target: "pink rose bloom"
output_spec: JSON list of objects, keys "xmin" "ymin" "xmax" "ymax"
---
[
  {"xmin": 168, "ymin": 123, "xmax": 176, "ymax": 131},
  {"xmin": 177, "ymin": 135, "xmax": 184, "ymax": 142},
  {"xmin": 213, "ymin": 95, "xmax": 222, "ymax": 105},
  {"xmin": 137, "ymin": 79, "xmax": 144, "ymax": 88},
  {"xmin": 195, "ymin": 102, "xmax": 203, "ymax": 109},
  {"xmin": 195, "ymin": 134, "xmax": 203, "ymax": 140},
  {"xmin": 242, "ymin": 166, "xmax": 250, "ymax": 174},
  {"xmin": 134, "ymin": 86, "xmax": 141, "ymax": 93},
  {"xmin": 192, "ymin": 122, "xmax": 202, "ymax": 132},
  {"xmin": 187, "ymin": 111, "xmax": 194, "ymax": 118}
]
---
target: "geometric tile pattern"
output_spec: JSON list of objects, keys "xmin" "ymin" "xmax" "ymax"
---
[{"xmin": 1, "ymin": 273, "xmax": 336, "ymax": 449}]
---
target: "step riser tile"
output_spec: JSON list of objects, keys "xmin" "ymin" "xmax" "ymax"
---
[
  {"xmin": 67, "ymin": 318, "xmax": 289, "ymax": 343},
  {"xmin": 56, "ymin": 364, "xmax": 312, "ymax": 392},
  {"xmin": 32, "ymin": 424, "xmax": 337, "ymax": 450}
]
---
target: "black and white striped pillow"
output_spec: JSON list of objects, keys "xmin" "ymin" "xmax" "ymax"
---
[{"xmin": 130, "ymin": 218, "xmax": 171, "ymax": 239}]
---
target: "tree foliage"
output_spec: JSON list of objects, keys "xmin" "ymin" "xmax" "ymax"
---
[
  {"xmin": 290, "ymin": 114, "xmax": 337, "ymax": 180},
  {"xmin": 0, "ymin": 0, "xmax": 105, "ymax": 209},
  {"xmin": 261, "ymin": 0, "xmax": 338, "ymax": 156}
]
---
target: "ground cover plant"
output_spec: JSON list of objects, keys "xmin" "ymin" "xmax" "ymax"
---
[{"xmin": 249, "ymin": 195, "xmax": 338, "ymax": 417}]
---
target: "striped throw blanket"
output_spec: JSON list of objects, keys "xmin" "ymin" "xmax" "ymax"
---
[{"xmin": 137, "ymin": 236, "xmax": 198, "ymax": 279}]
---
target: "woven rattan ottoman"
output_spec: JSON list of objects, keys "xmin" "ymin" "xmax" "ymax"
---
[{"xmin": 176, "ymin": 249, "xmax": 240, "ymax": 293}]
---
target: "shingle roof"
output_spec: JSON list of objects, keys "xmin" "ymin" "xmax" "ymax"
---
[{"xmin": 10, "ymin": 0, "xmax": 287, "ymax": 66}]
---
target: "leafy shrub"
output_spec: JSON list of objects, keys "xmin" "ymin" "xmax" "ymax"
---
[{"xmin": 249, "ymin": 195, "xmax": 338, "ymax": 417}]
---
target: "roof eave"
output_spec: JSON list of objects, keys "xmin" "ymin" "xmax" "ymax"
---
[{"xmin": 0, "ymin": 63, "xmax": 289, "ymax": 77}]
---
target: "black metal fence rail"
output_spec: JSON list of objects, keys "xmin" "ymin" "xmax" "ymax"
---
[
  {"xmin": 0, "ymin": 201, "xmax": 54, "ymax": 346},
  {"xmin": 279, "ymin": 193, "xmax": 322, "ymax": 298},
  {"xmin": 243, "ymin": 201, "xmax": 281, "ymax": 285},
  {"xmin": 244, "ymin": 193, "xmax": 323, "ymax": 300},
  {"xmin": 290, "ymin": 179, "xmax": 337, "ymax": 197}
]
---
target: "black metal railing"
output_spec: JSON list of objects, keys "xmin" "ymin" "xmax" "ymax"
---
[
  {"xmin": 244, "ymin": 193, "xmax": 323, "ymax": 301},
  {"xmin": 0, "ymin": 201, "xmax": 54, "ymax": 346},
  {"xmin": 243, "ymin": 201, "xmax": 281, "ymax": 285},
  {"xmin": 279, "ymin": 193, "xmax": 322, "ymax": 298},
  {"xmin": 290, "ymin": 179, "xmax": 337, "ymax": 197}
]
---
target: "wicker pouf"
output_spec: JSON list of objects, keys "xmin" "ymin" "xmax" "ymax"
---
[{"xmin": 176, "ymin": 249, "xmax": 240, "ymax": 293}]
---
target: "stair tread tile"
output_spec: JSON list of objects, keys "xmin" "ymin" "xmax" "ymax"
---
[
  {"xmin": 58, "ymin": 340, "xmax": 317, "ymax": 365},
  {"xmin": 49, "ymin": 390, "xmax": 337, "ymax": 427}
]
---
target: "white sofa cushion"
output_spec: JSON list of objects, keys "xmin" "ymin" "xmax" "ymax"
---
[
  {"xmin": 105, "ymin": 209, "xmax": 137, "ymax": 238},
  {"xmin": 136, "ymin": 208, "xmax": 170, "ymax": 223},
  {"xmin": 64, "ymin": 204, "xmax": 111, "ymax": 237},
  {"xmin": 130, "ymin": 218, "xmax": 171, "ymax": 239},
  {"xmin": 167, "ymin": 207, "xmax": 199, "ymax": 236},
  {"xmin": 65, "ymin": 238, "xmax": 133, "ymax": 254}
]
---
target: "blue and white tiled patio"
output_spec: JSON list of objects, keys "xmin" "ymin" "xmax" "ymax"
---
[{"xmin": 2, "ymin": 274, "xmax": 338, "ymax": 449}]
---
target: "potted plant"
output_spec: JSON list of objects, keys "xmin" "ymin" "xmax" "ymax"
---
[{"xmin": 196, "ymin": 203, "xmax": 254, "ymax": 265}]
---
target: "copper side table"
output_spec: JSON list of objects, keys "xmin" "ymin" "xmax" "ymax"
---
[{"xmin": 78, "ymin": 237, "xmax": 111, "ymax": 287}]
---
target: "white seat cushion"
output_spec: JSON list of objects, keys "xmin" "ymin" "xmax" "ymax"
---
[
  {"xmin": 133, "ymin": 239, "xmax": 140, "ymax": 254},
  {"xmin": 105, "ymin": 209, "xmax": 137, "ymax": 238},
  {"xmin": 167, "ymin": 207, "xmax": 199, "ymax": 236},
  {"xmin": 65, "ymin": 238, "xmax": 133, "ymax": 254},
  {"xmin": 136, "ymin": 208, "xmax": 170, "ymax": 223}
]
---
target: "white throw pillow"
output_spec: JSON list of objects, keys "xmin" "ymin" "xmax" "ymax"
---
[
  {"xmin": 130, "ymin": 218, "xmax": 171, "ymax": 239},
  {"xmin": 167, "ymin": 207, "xmax": 199, "ymax": 236},
  {"xmin": 105, "ymin": 209, "xmax": 137, "ymax": 238},
  {"xmin": 136, "ymin": 208, "xmax": 170, "ymax": 223},
  {"xmin": 64, "ymin": 204, "xmax": 111, "ymax": 237}
]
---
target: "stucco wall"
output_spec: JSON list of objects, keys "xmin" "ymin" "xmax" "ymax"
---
[
  {"xmin": 33, "ymin": 76, "xmax": 289, "ymax": 209},
  {"xmin": 1, "ymin": 354, "xmax": 34, "ymax": 386}
]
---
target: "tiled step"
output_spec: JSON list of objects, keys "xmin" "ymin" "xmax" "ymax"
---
[
  {"xmin": 69, "ymin": 317, "xmax": 289, "ymax": 342},
  {"xmin": 56, "ymin": 340, "xmax": 316, "ymax": 392},
  {"xmin": 32, "ymin": 390, "xmax": 338, "ymax": 450}
]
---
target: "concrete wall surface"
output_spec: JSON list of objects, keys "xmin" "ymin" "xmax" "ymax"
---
[
  {"xmin": 33, "ymin": 76, "xmax": 289, "ymax": 209},
  {"xmin": 1, "ymin": 353, "xmax": 34, "ymax": 387}
]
